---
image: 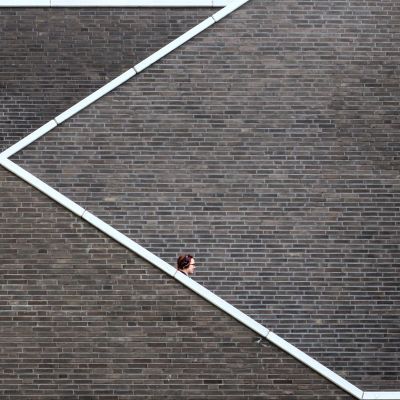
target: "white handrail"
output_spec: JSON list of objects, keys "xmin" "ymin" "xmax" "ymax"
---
[
  {"xmin": 0, "ymin": 0, "xmax": 232, "ymax": 6},
  {"xmin": 1, "ymin": 0, "xmax": 399, "ymax": 398}
]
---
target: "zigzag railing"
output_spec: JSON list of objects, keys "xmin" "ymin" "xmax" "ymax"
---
[{"xmin": 0, "ymin": 1, "xmax": 399, "ymax": 399}]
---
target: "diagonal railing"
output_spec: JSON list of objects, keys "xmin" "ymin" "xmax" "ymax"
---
[{"xmin": 0, "ymin": 1, "xmax": 399, "ymax": 399}]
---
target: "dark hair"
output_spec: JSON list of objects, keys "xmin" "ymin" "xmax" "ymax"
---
[{"xmin": 177, "ymin": 254, "xmax": 193, "ymax": 271}]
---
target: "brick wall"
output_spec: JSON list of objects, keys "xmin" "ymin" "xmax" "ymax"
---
[
  {"xmin": 3, "ymin": 0, "xmax": 400, "ymax": 392},
  {"xmin": 0, "ymin": 7, "xmax": 211, "ymax": 152},
  {"xmin": 0, "ymin": 168, "xmax": 353, "ymax": 399}
]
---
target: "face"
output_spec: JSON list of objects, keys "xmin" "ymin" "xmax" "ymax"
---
[{"xmin": 186, "ymin": 258, "xmax": 196, "ymax": 275}]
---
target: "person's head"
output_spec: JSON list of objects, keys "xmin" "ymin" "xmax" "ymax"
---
[{"xmin": 177, "ymin": 254, "xmax": 196, "ymax": 275}]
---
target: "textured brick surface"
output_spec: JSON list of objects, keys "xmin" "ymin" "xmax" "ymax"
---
[
  {"xmin": 0, "ymin": 167, "xmax": 353, "ymax": 399},
  {"xmin": 5, "ymin": 0, "xmax": 400, "ymax": 392},
  {"xmin": 0, "ymin": 7, "xmax": 211, "ymax": 153}
]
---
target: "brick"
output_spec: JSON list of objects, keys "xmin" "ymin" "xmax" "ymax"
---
[
  {"xmin": 3, "ymin": 0, "xmax": 400, "ymax": 393},
  {"xmin": 0, "ymin": 168, "xmax": 355, "ymax": 399}
]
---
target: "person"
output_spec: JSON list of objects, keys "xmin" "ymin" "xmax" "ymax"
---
[{"xmin": 176, "ymin": 254, "xmax": 196, "ymax": 276}]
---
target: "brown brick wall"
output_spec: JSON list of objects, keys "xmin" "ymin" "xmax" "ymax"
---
[
  {"xmin": 0, "ymin": 7, "xmax": 211, "ymax": 152},
  {"xmin": 3, "ymin": 0, "xmax": 400, "ymax": 392},
  {"xmin": 0, "ymin": 168, "xmax": 353, "ymax": 399}
]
